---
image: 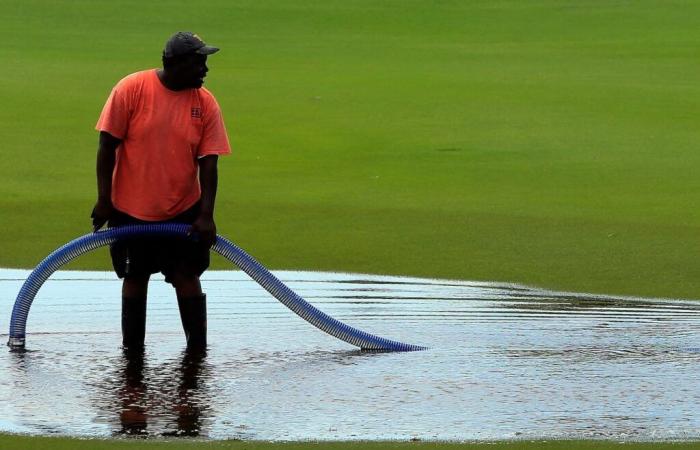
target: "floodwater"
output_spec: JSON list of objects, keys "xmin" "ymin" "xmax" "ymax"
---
[{"xmin": 1, "ymin": 268, "xmax": 699, "ymax": 441}]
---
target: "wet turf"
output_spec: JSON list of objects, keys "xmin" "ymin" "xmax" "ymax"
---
[{"xmin": 2, "ymin": 1, "xmax": 700, "ymax": 299}]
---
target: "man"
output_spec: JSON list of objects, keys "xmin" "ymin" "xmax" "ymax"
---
[{"xmin": 91, "ymin": 32, "xmax": 231, "ymax": 352}]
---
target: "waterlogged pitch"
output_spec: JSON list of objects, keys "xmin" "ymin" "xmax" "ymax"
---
[{"xmin": 1, "ymin": 1, "xmax": 700, "ymax": 448}]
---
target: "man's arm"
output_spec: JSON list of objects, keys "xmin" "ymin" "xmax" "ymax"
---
[
  {"xmin": 91, "ymin": 131, "xmax": 121, "ymax": 231},
  {"xmin": 191, "ymin": 155, "xmax": 219, "ymax": 248}
]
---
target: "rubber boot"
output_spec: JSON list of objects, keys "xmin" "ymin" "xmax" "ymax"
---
[
  {"xmin": 177, "ymin": 294, "xmax": 207, "ymax": 351},
  {"xmin": 122, "ymin": 296, "xmax": 147, "ymax": 351}
]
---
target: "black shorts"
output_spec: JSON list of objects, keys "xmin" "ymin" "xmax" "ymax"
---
[{"xmin": 108, "ymin": 203, "xmax": 210, "ymax": 283}]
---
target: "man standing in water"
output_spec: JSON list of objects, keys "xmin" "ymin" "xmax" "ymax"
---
[{"xmin": 91, "ymin": 32, "xmax": 231, "ymax": 352}]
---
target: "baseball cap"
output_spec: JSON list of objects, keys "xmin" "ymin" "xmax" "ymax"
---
[{"xmin": 163, "ymin": 31, "xmax": 219, "ymax": 58}]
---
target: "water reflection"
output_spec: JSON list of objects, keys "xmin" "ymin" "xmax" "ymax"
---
[
  {"xmin": 1, "ymin": 270, "xmax": 699, "ymax": 441},
  {"xmin": 112, "ymin": 349, "xmax": 209, "ymax": 437},
  {"xmin": 169, "ymin": 350, "xmax": 207, "ymax": 436},
  {"xmin": 117, "ymin": 350, "xmax": 147, "ymax": 435}
]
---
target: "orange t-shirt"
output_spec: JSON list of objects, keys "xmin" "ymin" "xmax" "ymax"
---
[{"xmin": 95, "ymin": 69, "xmax": 231, "ymax": 221}]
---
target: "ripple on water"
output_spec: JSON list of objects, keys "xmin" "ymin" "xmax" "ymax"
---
[{"xmin": 1, "ymin": 269, "xmax": 699, "ymax": 440}]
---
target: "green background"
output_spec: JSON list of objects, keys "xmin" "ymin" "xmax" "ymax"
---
[{"xmin": 2, "ymin": 0, "xmax": 699, "ymax": 299}]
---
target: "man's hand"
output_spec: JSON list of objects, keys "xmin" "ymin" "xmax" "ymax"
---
[
  {"xmin": 93, "ymin": 132, "xmax": 120, "ymax": 232},
  {"xmin": 195, "ymin": 155, "xmax": 219, "ymax": 248},
  {"xmin": 91, "ymin": 199, "xmax": 114, "ymax": 232},
  {"xmin": 190, "ymin": 213, "xmax": 217, "ymax": 248}
]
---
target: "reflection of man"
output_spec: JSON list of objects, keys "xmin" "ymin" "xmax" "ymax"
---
[
  {"xmin": 118, "ymin": 351, "xmax": 148, "ymax": 435},
  {"xmin": 116, "ymin": 350, "xmax": 207, "ymax": 436},
  {"xmin": 169, "ymin": 350, "xmax": 207, "ymax": 436},
  {"xmin": 91, "ymin": 32, "xmax": 231, "ymax": 351}
]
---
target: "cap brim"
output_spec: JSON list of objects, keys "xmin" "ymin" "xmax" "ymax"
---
[{"xmin": 195, "ymin": 45, "xmax": 219, "ymax": 55}]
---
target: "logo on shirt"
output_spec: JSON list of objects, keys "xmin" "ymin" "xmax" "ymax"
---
[{"xmin": 191, "ymin": 107, "xmax": 202, "ymax": 119}]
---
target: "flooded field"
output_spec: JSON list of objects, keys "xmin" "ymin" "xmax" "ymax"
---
[{"xmin": 1, "ymin": 269, "xmax": 699, "ymax": 440}]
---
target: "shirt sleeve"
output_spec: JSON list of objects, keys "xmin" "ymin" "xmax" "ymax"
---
[
  {"xmin": 95, "ymin": 82, "xmax": 131, "ymax": 139},
  {"xmin": 198, "ymin": 94, "xmax": 232, "ymax": 158}
]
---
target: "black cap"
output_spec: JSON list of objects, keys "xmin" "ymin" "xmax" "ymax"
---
[{"xmin": 163, "ymin": 31, "xmax": 219, "ymax": 58}]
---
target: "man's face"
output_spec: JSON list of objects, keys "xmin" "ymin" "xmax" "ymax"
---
[{"xmin": 171, "ymin": 53, "xmax": 209, "ymax": 89}]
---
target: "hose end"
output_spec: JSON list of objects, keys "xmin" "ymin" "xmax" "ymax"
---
[{"xmin": 7, "ymin": 336, "xmax": 25, "ymax": 351}]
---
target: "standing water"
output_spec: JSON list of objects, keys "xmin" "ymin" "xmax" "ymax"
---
[{"xmin": 1, "ymin": 269, "xmax": 699, "ymax": 440}]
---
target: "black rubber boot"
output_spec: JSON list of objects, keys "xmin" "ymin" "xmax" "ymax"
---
[
  {"xmin": 122, "ymin": 296, "xmax": 147, "ymax": 351},
  {"xmin": 177, "ymin": 294, "xmax": 207, "ymax": 351}
]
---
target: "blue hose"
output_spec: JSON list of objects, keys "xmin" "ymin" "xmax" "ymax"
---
[{"xmin": 7, "ymin": 224, "xmax": 425, "ymax": 352}]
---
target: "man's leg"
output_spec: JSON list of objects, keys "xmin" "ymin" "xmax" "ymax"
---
[
  {"xmin": 170, "ymin": 271, "xmax": 207, "ymax": 351},
  {"xmin": 121, "ymin": 275, "xmax": 150, "ymax": 350},
  {"xmin": 170, "ymin": 272, "xmax": 202, "ymax": 298}
]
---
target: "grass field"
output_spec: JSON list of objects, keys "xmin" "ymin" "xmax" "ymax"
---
[
  {"xmin": 3, "ymin": 435, "xmax": 700, "ymax": 450},
  {"xmin": 2, "ymin": 1, "xmax": 700, "ymax": 299}
]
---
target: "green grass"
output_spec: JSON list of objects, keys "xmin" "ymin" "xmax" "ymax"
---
[
  {"xmin": 3, "ymin": 435, "xmax": 700, "ymax": 450},
  {"xmin": 2, "ymin": 2, "xmax": 700, "ymax": 301}
]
